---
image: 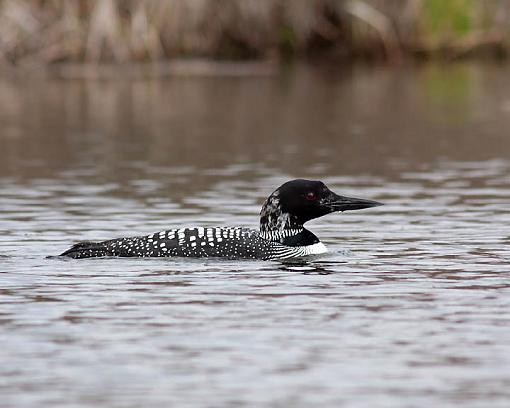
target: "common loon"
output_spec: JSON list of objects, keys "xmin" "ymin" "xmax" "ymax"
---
[{"xmin": 60, "ymin": 179, "xmax": 382, "ymax": 260}]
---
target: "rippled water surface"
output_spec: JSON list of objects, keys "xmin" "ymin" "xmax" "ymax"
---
[{"xmin": 1, "ymin": 63, "xmax": 510, "ymax": 407}]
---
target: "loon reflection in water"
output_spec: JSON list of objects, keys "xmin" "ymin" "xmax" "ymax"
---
[{"xmin": 60, "ymin": 179, "xmax": 382, "ymax": 260}]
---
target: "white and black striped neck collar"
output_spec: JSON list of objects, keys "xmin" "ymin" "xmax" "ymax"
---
[
  {"xmin": 259, "ymin": 226, "xmax": 303, "ymax": 241},
  {"xmin": 259, "ymin": 227, "xmax": 320, "ymax": 247}
]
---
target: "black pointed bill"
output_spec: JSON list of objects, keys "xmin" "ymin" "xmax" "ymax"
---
[{"xmin": 323, "ymin": 193, "xmax": 383, "ymax": 212}]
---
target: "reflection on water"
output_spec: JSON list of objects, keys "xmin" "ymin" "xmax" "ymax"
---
[{"xmin": 1, "ymin": 62, "xmax": 510, "ymax": 407}]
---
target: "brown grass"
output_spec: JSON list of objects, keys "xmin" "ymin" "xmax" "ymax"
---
[{"xmin": 0, "ymin": 0, "xmax": 509, "ymax": 66}]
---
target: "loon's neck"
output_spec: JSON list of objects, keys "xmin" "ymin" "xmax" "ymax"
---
[
  {"xmin": 259, "ymin": 195, "xmax": 319, "ymax": 246},
  {"xmin": 260, "ymin": 212, "xmax": 303, "ymax": 235},
  {"xmin": 260, "ymin": 193, "xmax": 302, "ymax": 234}
]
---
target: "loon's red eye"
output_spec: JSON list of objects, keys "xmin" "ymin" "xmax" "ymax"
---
[{"xmin": 305, "ymin": 192, "xmax": 318, "ymax": 201}]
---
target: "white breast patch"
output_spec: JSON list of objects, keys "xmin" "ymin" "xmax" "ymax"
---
[{"xmin": 303, "ymin": 242, "xmax": 328, "ymax": 255}]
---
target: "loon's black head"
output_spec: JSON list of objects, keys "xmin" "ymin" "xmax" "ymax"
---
[{"xmin": 260, "ymin": 179, "xmax": 382, "ymax": 233}]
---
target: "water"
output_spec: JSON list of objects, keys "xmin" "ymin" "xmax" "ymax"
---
[{"xmin": 1, "ymin": 62, "xmax": 510, "ymax": 407}]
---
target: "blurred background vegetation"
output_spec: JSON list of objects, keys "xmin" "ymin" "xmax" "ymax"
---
[{"xmin": 0, "ymin": 0, "xmax": 509, "ymax": 67}]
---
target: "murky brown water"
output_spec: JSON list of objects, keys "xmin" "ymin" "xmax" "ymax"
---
[{"xmin": 1, "ymin": 62, "xmax": 510, "ymax": 407}]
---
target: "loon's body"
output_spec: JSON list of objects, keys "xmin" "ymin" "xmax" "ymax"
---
[
  {"xmin": 60, "ymin": 179, "xmax": 382, "ymax": 260},
  {"xmin": 62, "ymin": 227, "xmax": 327, "ymax": 260}
]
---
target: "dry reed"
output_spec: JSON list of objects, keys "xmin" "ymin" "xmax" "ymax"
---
[{"xmin": 0, "ymin": 0, "xmax": 508, "ymax": 66}]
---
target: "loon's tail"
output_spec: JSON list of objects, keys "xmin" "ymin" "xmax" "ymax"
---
[{"xmin": 60, "ymin": 241, "xmax": 111, "ymax": 258}]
